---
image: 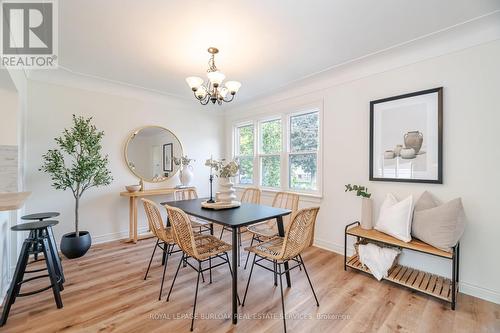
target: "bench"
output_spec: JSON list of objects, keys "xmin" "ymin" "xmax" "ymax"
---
[{"xmin": 344, "ymin": 221, "xmax": 460, "ymax": 309}]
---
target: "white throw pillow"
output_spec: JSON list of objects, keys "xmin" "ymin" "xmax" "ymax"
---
[{"xmin": 375, "ymin": 193, "xmax": 414, "ymax": 242}]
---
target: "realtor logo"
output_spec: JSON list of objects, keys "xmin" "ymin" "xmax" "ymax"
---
[{"xmin": 1, "ymin": 0, "xmax": 58, "ymax": 68}]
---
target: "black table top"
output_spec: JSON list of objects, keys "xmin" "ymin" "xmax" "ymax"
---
[
  {"xmin": 11, "ymin": 220, "xmax": 58, "ymax": 231},
  {"xmin": 162, "ymin": 198, "xmax": 291, "ymax": 228},
  {"xmin": 21, "ymin": 212, "xmax": 60, "ymax": 220}
]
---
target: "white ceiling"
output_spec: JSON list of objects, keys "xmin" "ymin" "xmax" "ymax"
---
[{"xmin": 50, "ymin": 0, "xmax": 499, "ymax": 102}]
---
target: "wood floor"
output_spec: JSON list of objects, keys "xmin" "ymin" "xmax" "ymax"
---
[{"xmin": 1, "ymin": 227, "xmax": 499, "ymax": 333}]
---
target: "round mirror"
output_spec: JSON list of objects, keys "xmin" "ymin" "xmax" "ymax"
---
[{"xmin": 125, "ymin": 126, "xmax": 183, "ymax": 182}]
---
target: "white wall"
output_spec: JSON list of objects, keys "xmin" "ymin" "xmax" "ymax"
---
[
  {"xmin": 225, "ymin": 40, "xmax": 500, "ymax": 303},
  {"xmin": 24, "ymin": 80, "xmax": 224, "ymax": 244}
]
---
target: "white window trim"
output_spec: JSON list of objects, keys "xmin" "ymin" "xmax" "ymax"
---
[{"xmin": 232, "ymin": 102, "xmax": 323, "ymax": 197}]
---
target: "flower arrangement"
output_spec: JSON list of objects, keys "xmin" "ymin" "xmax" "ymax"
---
[
  {"xmin": 205, "ymin": 158, "xmax": 239, "ymax": 178},
  {"xmin": 174, "ymin": 155, "xmax": 195, "ymax": 167},
  {"xmin": 345, "ymin": 184, "xmax": 371, "ymax": 198}
]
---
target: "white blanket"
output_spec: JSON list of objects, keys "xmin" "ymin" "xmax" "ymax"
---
[{"xmin": 358, "ymin": 243, "xmax": 400, "ymax": 281}]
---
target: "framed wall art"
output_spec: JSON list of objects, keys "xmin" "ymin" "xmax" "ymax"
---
[{"xmin": 369, "ymin": 87, "xmax": 443, "ymax": 184}]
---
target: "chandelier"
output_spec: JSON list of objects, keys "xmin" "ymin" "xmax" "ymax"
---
[{"xmin": 185, "ymin": 47, "xmax": 241, "ymax": 105}]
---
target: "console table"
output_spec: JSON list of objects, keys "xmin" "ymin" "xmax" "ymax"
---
[{"xmin": 119, "ymin": 187, "xmax": 193, "ymax": 243}]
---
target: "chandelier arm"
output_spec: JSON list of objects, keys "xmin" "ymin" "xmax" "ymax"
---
[{"xmin": 223, "ymin": 94, "xmax": 236, "ymax": 103}]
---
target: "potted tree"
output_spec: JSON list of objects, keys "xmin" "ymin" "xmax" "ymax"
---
[{"xmin": 40, "ymin": 115, "xmax": 113, "ymax": 259}]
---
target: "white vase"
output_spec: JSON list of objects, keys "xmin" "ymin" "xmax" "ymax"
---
[
  {"xmin": 360, "ymin": 197, "xmax": 373, "ymax": 230},
  {"xmin": 179, "ymin": 165, "xmax": 194, "ymax": 186},
  {"xmin": 216, "ymin": 177, "xmax": 237, "ymax": 203}
]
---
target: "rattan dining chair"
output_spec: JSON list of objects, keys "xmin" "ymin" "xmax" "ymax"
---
[
  {"xmin": 173, "ymin": 188, "xmax": 213, "ymax": 235},
  {"xmin": 242, "ymin": 207, "xmax": 320, "ymax": 333},
  {"xmin": 244, "ymin": 191, "xmax": 299, "ymax": 269},
  {"xmin": 219, "ymin": 187, "xmax": 261, "ymax": 265},
  {"xmin": 164, "ymin": 204, "xmax": 240, "ymax": 331},
  {"xmin": 141, "ymin": 198, "xmax": 177, "ymax": 300}
]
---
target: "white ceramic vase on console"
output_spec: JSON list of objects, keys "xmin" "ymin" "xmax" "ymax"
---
[
  {"xmin": 179, "ymin": 165, "xmax": 194, "ymax": 186},
  {"xmin": 216, "ymin": 177, "xmax": 237, "ymax": 203}
]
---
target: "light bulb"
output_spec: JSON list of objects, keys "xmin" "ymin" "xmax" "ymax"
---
[
  {"xmin": 225, "ymin": 81, "xmax": 241, "ymax": 94},
  {"xmin": 185, "ymin": 76, "xmax": 203, "ymax": 90},
  {"xmin": 218, "ymin": 87, "xmax": 229, "ymax": 99},
  {"xmin": 207, "ymin": 71, "xmax": 225, "ymax": 86},
  {"xmin": 195, "ymin": 86, "xmax": 207, "ymax": 99}
]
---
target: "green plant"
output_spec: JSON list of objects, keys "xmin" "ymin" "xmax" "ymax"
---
[
  {"xmin": 40, "ymin": 115, "xmax": 113, "ymax": 237},
  {"xmin": 345, "ymin": 184, "xmax": 371, "ymax": 198},
  {"xmin": 174, "ymin": 155, "xmax": 195, "ymax": 167},
  {"xmin": 205, "ymin": 158, "xmax": 239, "ymax": 178}
]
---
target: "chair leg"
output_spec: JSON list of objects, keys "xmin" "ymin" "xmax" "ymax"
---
[
  {"xmin": 144, "ymin": 239, "xmax": 159, "ymax": 280},
  {"xmin": 209, "ymin": 256, "xmax": 212, "ymax": 284},
  {"xmin": 224, "ymin": 253, "xmax": 241, "ymax": 305},
  {"xmin": 166, "ymin": 253, "xmax": 184, "ymax": 302},
  {"xmin": 299, "ymin": 254, "xmax": 319, "ymax": 306},
  {"xmin": 42, "ymin": 237, "xmax": 63, "ymax": 309},
  {"xmin": 274, "ymin": 261, "xmax": 278, "ymax": 286},
  {"xmin": 244, "ymin": 234, "xmax": 255, "ymax": 270},
  {"xmin": 190, "ymin": 262, "xmax": 202, "ymax": 332},
  {"xmin": 219, "ymin": 226, "xmax": 225, "ymax": 240},
  {"xmin": 242, "ymin": 253, "xmax": 257, "ymax": 306},
  {"xmin": 277, "ymin": 263, "xmax": 287, "ymax": 333},
  {"xmin": 158, "ymin": 244, "xmax": 171, "ymax": 300}
]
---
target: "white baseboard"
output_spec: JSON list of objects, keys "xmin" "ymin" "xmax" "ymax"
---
[
  {"xmin": 312, "ymin": 237, "xmax": 500, "ymax": 305},
  {"xmin": 91, "ymin": 226, "xmax": 150, "ymax": 244}
]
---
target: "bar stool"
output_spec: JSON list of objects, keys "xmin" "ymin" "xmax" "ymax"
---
[
  {"xmin": 0, "ymin": 220, "xmax": 64, "ymax": 327},
  {"xmin": 21, "ymin": 212, "xmax": 64, "ymax": 284}
]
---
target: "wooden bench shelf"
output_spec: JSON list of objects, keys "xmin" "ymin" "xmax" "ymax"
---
[
  {"xmin": 346, "ymin": 254, "xmax": 454, "ymax": 302},
  {"xmin": 344, "ymin": 221, "xmax": 460, "ymax": 309}
]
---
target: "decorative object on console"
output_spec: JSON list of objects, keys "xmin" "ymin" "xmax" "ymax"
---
[
  {"xmin": 185, "ymin": 47, "xmax": 242, "ymax": 105},
  {"xmin": 204, "ymin": 158, "xmax": 240, "ymax": 208},
  {"xmin": 40, "ymin": 115, "xmax": 113, "ymax": 259},
  {"xmin": 375, "ymin": 193, "xmax": 413, "ymax": 242},
  {"xmin": 370, "ymin": 87, "xmax": 443, "ymax": 183},
  {"xmin": 345, "ymin": 184, "xmax": 373, "ymax": 229},
  {"xmin": 174, "ymin": 155, "xmax": 195, "ymax": 186},
  {"xmin": 412, "ymin": 191, "xmax": 465, "ymax": 252},
  {"xmin": 125, "ymin": 185, "xmax": 141, "ymax": 193}
]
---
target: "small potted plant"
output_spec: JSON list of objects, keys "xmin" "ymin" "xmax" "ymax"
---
[
  {"xmin": 345, "ymin": 184, "xmax": 373, "ymax": 230},
  {"xmin": 40, "ymin": 115, "xmax": 113, "ymax": 259},
  {"xmin": 174, "ymin": 155, "xmax": 195, "ymax": 187}
]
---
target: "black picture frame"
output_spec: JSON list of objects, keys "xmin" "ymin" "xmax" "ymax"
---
[
  {"xmin": 369, "ymin": 87, "xmax": 443, "ymax": 184},
  {"xmin": 163, "ymin": 143, "xmax": 173, "ymax": 172}
]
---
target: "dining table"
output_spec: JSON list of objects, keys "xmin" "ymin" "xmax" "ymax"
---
[{"xmin": 161, "ymin": 198, "xmax": 292, "ymax": 325}]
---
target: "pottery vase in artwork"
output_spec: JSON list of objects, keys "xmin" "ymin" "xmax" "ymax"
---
[
  {"xmin": 179, "ymin": 165, "xmax": 194, "ymax": 186},
  {"xmin": 360, "ymin": 197, "xmax": 373, "ymax": 230},
  {"xmin": 216, "ymin": 177, "xmax": 237, "ymax": 203},
  {"xmin": 404, "ymin": 131, "xmax": 423, "ymax": 154}
]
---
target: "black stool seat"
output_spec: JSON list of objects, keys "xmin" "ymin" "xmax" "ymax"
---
[
  {"xmin": 21, "ymin": 212, "xmax": 60, "ymax": 221},
  {"xmin": 1, "ymin": 219, "xmax": 64, "ymax": 327},
  {"xmin": 12, "ymin": 220, "xmax": 58, "ymax": 231}
]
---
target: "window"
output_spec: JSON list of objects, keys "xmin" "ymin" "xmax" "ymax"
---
[
  {"xmin": 259, "ymin": 119, "xmax": 282, "ymax": 188},
  {"xmin": 233, "ymin": 107, "xmax": 321, "ymax": 195},
  {"xmin": 289, "ymin": 112, "xmax": 319, "ymax": 191},
  {"xmin": 234, "ymin": 124, "xmax": 254, "ymax": 184}
]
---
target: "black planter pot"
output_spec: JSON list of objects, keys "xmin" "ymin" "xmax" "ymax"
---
[{"xmin": 60, "ymin": 231, "xmax": 92, "ymax": 259}]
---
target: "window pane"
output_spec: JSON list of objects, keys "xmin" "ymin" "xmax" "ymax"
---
[
  {"xmin": 237, "ymin": 125, "xmax": 254, "ymax": 155},
  {"xmin": 236, "ymin": 156, "xmax": 253, "ymax": 185},
  {"xmin": 261, "ymin": 155, "xmax": 280, "ymax": 187},
  {"xmin": 290, "ymin": 112, "xmax": 319, "ymax": 152},
  {"xmin": 289, "ymin": 153, "xmax": 317, "ymax": 190},
  {"xmin": 260, "ymin": 119, "xmax": 282, "ymax": 154}
]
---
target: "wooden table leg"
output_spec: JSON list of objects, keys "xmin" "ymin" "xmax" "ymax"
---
[
  {"xmin": 129, "ymin": 197, "xmax": 134, "ymax": 241},
  {"xmin": 232, "ymin": 228, "xmax": 238, "ymax": 324},
  {"xmin": 276, "ymin": 216, "xmax": 291, "ymax": 287},
  {"xmin": 133, "ymin": 197, "xmax": 138, "ymax": 243}
]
